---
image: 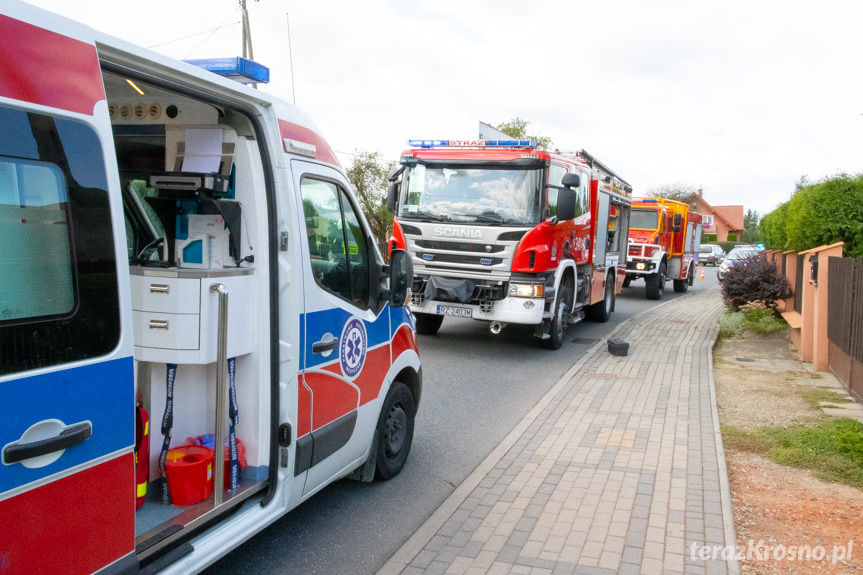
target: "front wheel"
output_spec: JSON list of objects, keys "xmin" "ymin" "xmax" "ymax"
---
[
  {"xmin": 414, "ymin": 313, "xmax": 444, "ymax": 335},
  {"xmin": 374, "ymin": 382, "xmax": 416, "ymax": 480},
  {"xmin": 645, "ymin": 262, "xmax": 666, "ymax": 300},
  {"xmin": 540, "ymin": 285, "xmax": 572, "ymax": 350}
]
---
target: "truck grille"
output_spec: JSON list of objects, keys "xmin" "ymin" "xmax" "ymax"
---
[{"xmin": 414, "ymin": 239, "xmax": 505, "ymax": 253}]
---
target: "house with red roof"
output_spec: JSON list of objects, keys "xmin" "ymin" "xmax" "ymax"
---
[{"xmin": 690, "ymin": 190, "xmax": 744, "ymax": 241}]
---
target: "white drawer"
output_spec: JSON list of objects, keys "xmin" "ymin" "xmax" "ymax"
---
[
  {"xmin": 131, "ymin": 275, "xmax": 201, "ymax": 314},
  {"xmin": 133, "ymin": 311, "xmax": 200, "ymax": 350}
]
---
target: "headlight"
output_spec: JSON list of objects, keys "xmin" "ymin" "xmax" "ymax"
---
[
  {"xmin": 636, "ymin": 262, "xmax": 646, "ymax": 270},
  {"xmin": 509, "ymin": 283, "xmax": 544, "ymax": 298}
]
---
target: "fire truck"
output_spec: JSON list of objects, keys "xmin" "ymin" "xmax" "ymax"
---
[
  {"xmin": 0, "ymin": 3, "xmax": 420, "ymax": 574},
  {"xmin": 624, "ymin": 197, "xmax": 703, "ymax": 299},
  {"xmin": 386, "ymin": 140, "xmax": 632, "ymax": 349}
]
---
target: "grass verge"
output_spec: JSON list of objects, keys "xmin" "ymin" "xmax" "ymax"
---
[
  {"xmin": 719, "ymin": 307, "xmax": 787, "ymax": 339},
  {"xmin": 722, "ymin": 418, "xmax": 863, "ymax": 489}
]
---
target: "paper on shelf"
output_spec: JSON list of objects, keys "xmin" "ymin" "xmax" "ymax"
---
[{"xmin": 182, "ymin": 128, "xmax": 223, "ymax": 173}]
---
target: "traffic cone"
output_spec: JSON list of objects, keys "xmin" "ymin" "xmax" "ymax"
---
[{"xmin": 700, "ymin": 268, "xmax": 705, "ymax": 280}]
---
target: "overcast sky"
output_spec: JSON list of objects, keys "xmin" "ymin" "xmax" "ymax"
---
[{"xmin": 26, "ymin": 0, "xmax": 863, "ymax": 216}]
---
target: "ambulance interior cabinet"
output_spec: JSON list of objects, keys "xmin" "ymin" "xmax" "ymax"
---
[{"xmin": 131, "ymin": 267, "xmax": 253, "ymax": 364}]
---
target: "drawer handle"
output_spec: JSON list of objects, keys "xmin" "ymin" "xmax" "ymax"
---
[
  {"xmin": 149, "ymin": 284, "xmax": 170, "ymax": 294},
  {"xmin": 149, "ymin": 320, "xmax": 169, "ymax": 330}
]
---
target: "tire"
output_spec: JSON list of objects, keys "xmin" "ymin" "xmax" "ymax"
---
[
  {"xmin": 673, "ymin": 278, "xmax": 688, "ymax": 293},
  {"xmin": 645, "ymin": 261, "xmax": 666, "ymax": 300},
  {"xmin": 587, "ymin": 274, "xmax": 614, "ymax": 323},
  {"xmin": 374, "ymin": 382, "xmax": 416, "ymax": 480},
  {"xmin": 622, "ymin": 275, "xmax": 632, "ymax": 288},
  {"xmin": 540, "ymin": 283, "xmax": 572, "ymax": 350},
  {"xmin": 414, "ymin": 313, "xmax": 443, "ymax": 335}
]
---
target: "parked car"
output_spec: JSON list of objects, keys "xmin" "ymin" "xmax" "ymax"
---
[
  {"xmin": 699, "ymin": 244, "xmax": 725, "ymax": 266},
  {"xmin": 717, "ymin": 246, "xmax": 761, "ymax": 281}
]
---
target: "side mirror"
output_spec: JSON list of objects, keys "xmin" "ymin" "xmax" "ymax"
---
[
  {"xmin": 388, "ymin": 249, "xmax": 413, "ymax": 308},
  {"xmin": 672, "ymin": 225, "xmax": 681, "ymax": 233},
  {"xmin": 673, "ymin": 213, "xmax": 682, "ymax": 226},
  {"xmin": 386, "ymin": 182, "xmax": 398, "ymax": 213},
  {"xmin": 561, "ymin": 172, "xmax": 581, "ymax": 189},
  {"xmin": 556, "ymin": 187, "xmax": 576, "ymax": 221}
]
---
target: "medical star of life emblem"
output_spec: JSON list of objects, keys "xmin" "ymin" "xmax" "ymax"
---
[{"xmin": 340, "ymin": 317, "xmax": 367, "ymax": 379}]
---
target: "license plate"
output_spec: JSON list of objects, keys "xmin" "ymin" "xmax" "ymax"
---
[{"xmin": 437, "ymin": 305, "xmax": 472, "ymax": 318}]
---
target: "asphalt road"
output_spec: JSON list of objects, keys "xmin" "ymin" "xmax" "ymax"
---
[{"xmin": 204, "ymin": 270, "xmax": 720, "ymax": 574}]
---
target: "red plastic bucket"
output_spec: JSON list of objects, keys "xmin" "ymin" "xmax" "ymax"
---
[{"xmin": 165, "ymin": 445, "xmax": 213, "ymax": 505}]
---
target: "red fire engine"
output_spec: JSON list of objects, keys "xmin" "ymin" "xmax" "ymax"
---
[
  {"xmin": 387, "ymin": 140, "xmax": 632, "ymax": 349},
  {"xmin": 625, "ymin": 197, "xmax": 703, "ymax": 299}
]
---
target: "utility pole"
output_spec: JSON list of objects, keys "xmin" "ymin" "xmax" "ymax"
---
[{"xmin": 239, "ymin": 0, "xmax": 254, "ymax": 60}]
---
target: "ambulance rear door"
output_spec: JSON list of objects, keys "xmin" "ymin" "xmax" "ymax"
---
[{"xmin": 0, "ymin": 4, "xmax": 135, "ymax": 574}]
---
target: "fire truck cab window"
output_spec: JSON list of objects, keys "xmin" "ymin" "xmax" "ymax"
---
[
  {"xmin": 630, "ymin": 208, "xmax": 659, "ymax": 230},
  {"xmin": 546, "ymin": 165, "xmax": 588, "ymax": 220},
  {"xmin": 399, "ymin": 163, "xmax": 542, "ymax": 225}
]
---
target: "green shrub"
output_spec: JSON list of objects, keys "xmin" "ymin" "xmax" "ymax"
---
[
  {"xmin": 718, "ymin": 311, "xmax": 745, "ymax": 338},
  {"xmin": 726, "ymin": 233, "xmax": 737, "ymax": 241},
  {"xmin": 706, "ymin": 233, "xmax": 718, "ymax": 243}
]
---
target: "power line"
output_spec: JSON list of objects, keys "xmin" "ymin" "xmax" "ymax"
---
[
  {"xmin": 147, "ymin": 19, "xmax": 240, "ymax": 50},
  {"xmin": 184, "ymin": 8, "xmax": 242, "ymax": 59}
]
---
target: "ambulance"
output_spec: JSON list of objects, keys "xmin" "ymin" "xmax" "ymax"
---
[{"xmin": 0, "ymin": 3, "xmax": 421, "ymax": 574}]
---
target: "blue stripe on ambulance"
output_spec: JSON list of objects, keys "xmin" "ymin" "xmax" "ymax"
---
[
  {"xmin": 0, "ymin": 357, "xmax": 134, "ymax": 494},
  {"xmin": 301, "ymin": 306, "xmax": 392, "ymax": 371}
]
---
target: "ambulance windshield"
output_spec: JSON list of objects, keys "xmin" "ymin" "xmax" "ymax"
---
[
  {"xmin": 630, "ymin": 208, "xmax": 659, "ymax": 230},
  {"xmin": 398, "ymin": 164, "xmax": 543, "ymax": 226}
]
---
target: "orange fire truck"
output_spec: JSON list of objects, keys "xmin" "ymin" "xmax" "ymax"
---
[
  {"xmin": 386, "ymin": 140, "xmax": 632, "ymax": 349},
  {"xmin": 624, "ymin": 197, "xmax": 703, "ymax": 299}
]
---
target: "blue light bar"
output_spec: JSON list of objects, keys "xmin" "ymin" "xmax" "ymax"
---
[
  {"xmin": 408, "ymin": 139, "xmax": 536, "ymax": 149},
  {"xmin": 639, "ymin": 198, "xmax": 659, "ymax": 203},
  {"xmin": 185, "ymin": 57, "xmax": 270, "ymax": 84}
]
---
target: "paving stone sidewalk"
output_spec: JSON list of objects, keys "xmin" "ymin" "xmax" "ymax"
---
[{"xmin": 380, "ymin": 287, "xmax": 739, "ymax": 575}]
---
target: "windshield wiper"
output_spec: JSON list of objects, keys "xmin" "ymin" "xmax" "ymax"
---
[{"xmin": 401, "ymin": 210, "xmax": 449, "ymax": 222}]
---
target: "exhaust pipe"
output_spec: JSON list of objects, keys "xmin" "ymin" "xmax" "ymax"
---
[{"xmin": 490, "ymin": 321, "xmax": 505, "ymax": 334}]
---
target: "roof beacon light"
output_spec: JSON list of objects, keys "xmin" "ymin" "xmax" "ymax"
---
[
  {"xmin": 185, "ymin": 57, "xmax": 270, "ymax": 85},
  {"xmin": 408, "ymin": 139, "xmax": 536, "ymax": 149}
]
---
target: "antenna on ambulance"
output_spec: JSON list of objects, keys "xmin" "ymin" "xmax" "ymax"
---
[{"xmin": 239, "ymin": 0, "xmax": 259, "ymax": 88}]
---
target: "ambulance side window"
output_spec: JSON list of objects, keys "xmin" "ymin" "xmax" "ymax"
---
[
  {"xmin": 0, "ymin": 105, "xmax": 120, "ymax": 376},
  {"xmin": 300, "ymin": 177, "xmax": 370, "ymax": 307}
]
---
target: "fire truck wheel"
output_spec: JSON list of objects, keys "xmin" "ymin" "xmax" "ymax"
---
[
  {"xmin": 540, "ymin": 285, "xmax": 572, "ymax": 350},
  {"xmin": 622, "ymin": 275, "xmax": 632, "ymax": 288},
  {"xmin": 587, "ymin": 274, "xmax": 614, "ymax": 323},
  {"xmin": 374, "ymin": 382, "xmax": 416, "ymax": 480},
  {"xmin": 645, "ymin": 262, "xmax": 666, "ymax": 300},
  {"xmin": 414, "ymin": 313, "xmax": 444, "ymax": 335},
  {"xmin": 673, "ymin": 278, "xmax": 689, "ymax": 293}
]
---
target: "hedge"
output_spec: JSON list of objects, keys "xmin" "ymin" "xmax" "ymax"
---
[{"xmin": 758, "ymin": 174, "xmax": 863, "ymax": 257}]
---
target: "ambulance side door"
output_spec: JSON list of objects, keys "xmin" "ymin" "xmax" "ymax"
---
[
  {"xmin": 0, "ymin": 8, "xmax": 135, "ymax": 574},
  {"xmin": 291, "ymin": 161, "xmax": 391, "ymax": 495}
]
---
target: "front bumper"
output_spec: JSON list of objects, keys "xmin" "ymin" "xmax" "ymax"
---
[
  {"xmin": 625, "ymin": 259, "xmax": 658, "ymax": 277},
  {"xmin": 409, "ymin": 292, "xmax": 546, "ymax": 325}
]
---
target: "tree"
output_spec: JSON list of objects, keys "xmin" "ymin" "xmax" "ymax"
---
[
  {"xmin": 492, "ymin": 117, "xmax": 553, "ymax": 150},
  {"xmin": 645, "ymin": 183, "xmax": 699, "ymax": 203},
  {"xmin": 741, "ymin": 209, "xmax": 760, "ymax": 244},
  {"xmin": 345, "ymin": 150, "xmax": 397, "ymax": 246}
]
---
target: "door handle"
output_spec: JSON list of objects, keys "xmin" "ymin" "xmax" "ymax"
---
[
  {"xmin": 2, "ymin": 421, "xmax": 92, "ymax": 465},
  {"xmin": 312, "ymin": 333, "xmax": 338, "ymax": 355}
]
